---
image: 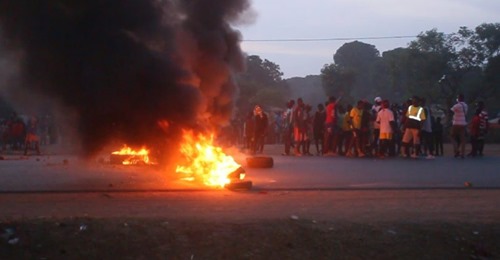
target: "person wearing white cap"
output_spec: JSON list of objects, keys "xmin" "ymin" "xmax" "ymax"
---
[{"xmin": 371, "ymin": 97, "xmax": 382, "ymax": 155}]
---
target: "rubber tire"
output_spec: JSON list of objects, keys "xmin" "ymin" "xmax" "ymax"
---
[
  {"xmin": 225, "ymin": 180, "xmax": 253, "ymax": 191},
  {"xmin": 246, "ymin": 156, "xmax": 273, "ymax": 168}
]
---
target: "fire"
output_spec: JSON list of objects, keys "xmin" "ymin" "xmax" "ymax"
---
[
  {"xmin": 111, "ymin": 146, "xmax": 150, "ymax": 165},
  {"xmin": 176, "ymin": 130, "xmax": 242, "ymax": 188}
]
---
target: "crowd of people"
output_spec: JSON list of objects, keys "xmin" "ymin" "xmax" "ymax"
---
[
  {"xmin": 240, "ymin": 93, "xmax": 490, "ymax": 159},
  {"xmin": 0, "ymin": 113, "xmax": 54, "ymax": 155},
  {"xmin": 2, "ymin": 96, "xmax": 491, "ymax": 159}
]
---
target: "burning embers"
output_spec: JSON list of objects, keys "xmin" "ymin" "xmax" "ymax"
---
[
  {"xmin": 110, "ymin": 146, "xmax": 152, "ymax": 165},
  {"xmin": 176, "ymin": 130, "xmax": 250, "ymax": 189}
]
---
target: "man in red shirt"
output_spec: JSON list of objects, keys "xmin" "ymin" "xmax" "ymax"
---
[{"xmin": 323, "ymin": 96, "xmax": 337, "ymax": 155}]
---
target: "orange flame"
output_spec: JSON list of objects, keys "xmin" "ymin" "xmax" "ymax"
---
[
  {"xmin": 176, "ymin": 130, "xmax": 242, "ymax": 188},
  {"xmin": 112, "ymin": 146, "xmax": 150, "ymax": 165}
]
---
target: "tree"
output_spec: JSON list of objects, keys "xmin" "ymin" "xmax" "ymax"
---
[
  {"xmin": 239, "ymin": 55, "xmax": 284, "ymax": 85},
  {"xmin": 236, "ymin": 55, "xmax": 288, "ymax": 114},
  {"xmin": 320, "ymin": 63, "xmax": 356, "ymax": 104},
  {"xmin": 325, "ymin": 41, "xmax": 382, "ymax": 101},
  {"xmin": 334, "ymin": 41, "xmax": 380, "ymax": 69},
  {"xmin": 484, "ymin": 55, "xmax": 500, "ymax": 112},
  {"xmin": 408, "ymin": 29, "xmax": 467, "ymax": 117},
  {"xmin": 286, "ymin": 75, "xmax": 325, "ymax": 108},
  {"xmin": 408, "ymin": 29, "xmax": 453, "ymax": 54},
  {"xmin": 381, "ymin": 48, "xmax": 414, "ymax": 102},
  {"xmin": 473, "ymin": 23, "xmax": 500, "ymax": 60}
]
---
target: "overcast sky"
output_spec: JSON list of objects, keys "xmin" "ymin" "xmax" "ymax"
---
[{"xmin": 236, "ymin": 0, "xmax": 500, "ymax": 78}]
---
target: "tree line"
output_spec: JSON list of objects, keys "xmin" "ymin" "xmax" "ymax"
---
[{"xmin": 238, "ymin": 23, "xmax": 500, "ymax": 121}]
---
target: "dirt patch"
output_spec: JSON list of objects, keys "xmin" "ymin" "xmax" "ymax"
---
[
  {"xmin": 1, "ymin": 144, "xmax": 500, "ymax": 259},
  {"xmin": 1, "ymin": 219, "xmax": 499, "ymax": 259},
  {"xmin": 1, "ymin": 190, "xmax": 500, "ymax": 259}
]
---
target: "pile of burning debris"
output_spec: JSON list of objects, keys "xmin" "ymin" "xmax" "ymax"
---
[
  {"xmin": 107, "ymin": 131, "xmax": 254, "ymax": 190},
  {"xmin": 110, "ymin": 146, "xmax": 152, "ymax": 166}
]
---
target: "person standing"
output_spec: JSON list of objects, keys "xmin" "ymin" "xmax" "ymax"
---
[
  {"xmin": 360, "ymin": 102, "xmax": 372, "ymax": 156},
  {"xmin": 346, "ymin": 100, "xmax": 365, "ymax": 157},
  {"xmin": 341, "ymin": 104, "xmax": 353, "ymax": 156},
  {"xmin": 292, "ymin": 98, "xmax": 306, "ymax": 156},
  {"xmin": 450, "ymin": 94, "xmax": 468, "ymax": 158},
  {"xmin": 323, "ymin": 96, "xmax": 337, "ymax": 155},
  {"xmin": 24, "ymin": 116, "xmax": 41, "ymax": 155},
  {"xmin": 420, "ymin": 98, "xmax": 435, "ymax": 159},
  {"xmin": 313, "ymin": 103, "xmax": 326, "ymax": 156},
  {"xmin": 401, "ymin": 96, "xmax": 426, "ymax": 158},
  {"xmin": 282, "ymin": 100, "xmax": 295, "ymax": 156},
  {"xmin": 432, "ymin": 116, "xmax": 444, "ymax": 156},
  {"xmin": 371, "ymin": 97, "xmax": 382, "ymax": 156},
  {"xmin": 477, "ymin": 101, "xmax": 489, "ymax": 156},
  {"xmin": 334, "ymin": 105, "xmax": 346, "ymax": 155},
  {"xmin": 469, "ymin": 108, "xmax": 481, "ymax": 157},
  {"xmin": 375, "ymin": 100, "xmax": 395, "ymax": 158},
  {"xmin": 252, "ymin": 105, "xmax": 268, "ymax": 154},
  {"xmin": 303, "ymin": 104, "xmax": 314, "ymax": 155}
]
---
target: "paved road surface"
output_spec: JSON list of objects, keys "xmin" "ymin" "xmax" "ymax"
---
[
  {"xmin": 0, "ymin": 144, "xmax": 499, "ymax": 222},
  {"xmin": 0, "ymin": 144, "xmax": 499, "ymax": 192}
]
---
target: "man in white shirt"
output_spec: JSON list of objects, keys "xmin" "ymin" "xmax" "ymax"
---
[
  {"xmin": 375, "ymin": 99, "xmax": 394, "ymax": 158},
  {"xmin": 371, "ymin": 97, "xmax": 382, "ymax": 156},
  {"xmin": 450, "ymin": 94, "xmax": 468, "ymax": 158}
]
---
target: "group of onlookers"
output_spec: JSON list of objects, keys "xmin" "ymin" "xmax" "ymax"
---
[
  {"xmin": 276, "ymin": 93, "xmax": 489, "ymax": 159},
  {"xmin": 0, "ymin": 113, "xmax": 51, "ymax": 155}
]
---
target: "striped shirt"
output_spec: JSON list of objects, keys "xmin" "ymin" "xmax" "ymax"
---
[{"xmin": 451, "ymin": 102, "xmax": 468, "ymax": 126}]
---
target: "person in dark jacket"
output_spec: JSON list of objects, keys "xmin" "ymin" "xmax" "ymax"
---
[{"xmin": 253, "ymin": 105, "xmax": 268, "ymax": 154}]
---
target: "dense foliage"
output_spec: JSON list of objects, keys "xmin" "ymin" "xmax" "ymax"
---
[{"xmin": 319, "ymin": 23, "xmax": 500, "ymax": 115}]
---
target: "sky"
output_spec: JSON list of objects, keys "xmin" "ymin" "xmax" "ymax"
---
[{"xmin": 235, "ymin": 0, "xmax": 500, "ymax": 79}]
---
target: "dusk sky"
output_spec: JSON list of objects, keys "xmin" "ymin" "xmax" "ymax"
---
[{"xmin": 236, "ymin": 0, "xmax": 500, "ymax": 78}]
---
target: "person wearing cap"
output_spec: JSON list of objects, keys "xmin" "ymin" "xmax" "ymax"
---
[
  {"xmin": 402, "ymin": 96, "xmax": 426, "ymax": 158},
  {"xmin": 371, "ymin": 97, "xmax": 382, "ymax": 155}
]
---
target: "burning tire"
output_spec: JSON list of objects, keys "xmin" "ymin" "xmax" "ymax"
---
[
  {"xmin": 109, "ymin": 154, "xmax": 129, "ymax": 165},
  {"xmin": 225, "ymin": 180, "xmax": 253, "ymax": 191},
  {"xmin": 246, "ymin": 156, "xmax": 273, "ymax": 168}
]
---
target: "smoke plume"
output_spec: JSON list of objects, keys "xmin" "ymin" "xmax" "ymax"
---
[{"xmin": 0, "ymin": 0, "xmax": 250, "ymax": 156}]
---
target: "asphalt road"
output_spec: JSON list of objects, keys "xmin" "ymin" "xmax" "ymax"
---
[
  {"xmin": 0, "ymin": 144, "xmax": 499, "ymax": 222},
  {"xmin": 0, "ymin": 144, "xmax": 499, "ymax": 192}
]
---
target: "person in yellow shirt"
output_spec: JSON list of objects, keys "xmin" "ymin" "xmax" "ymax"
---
[
  {"xmin": 346, "ymin": 100, "xmax": 365, "ymax": 157},
  {"xmin": 402, "ymin": 96, "xmax": 426, "ymax": 158}
]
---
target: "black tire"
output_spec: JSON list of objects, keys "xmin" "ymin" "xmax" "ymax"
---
[
  {"xmin": 109, "ymin": 154, "xmax": 128, "ymax": 165},
  {"xmin": 246, "ymin": 156, "xmax": 273, "ymax": 168},
  {"xmin": 225, "ymin": 180, "xmax": 253, "ymax": 191}
]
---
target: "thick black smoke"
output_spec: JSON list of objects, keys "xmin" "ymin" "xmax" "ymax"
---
[{"xmin": 0, "ymin": 0, "xmax": 249, "ymax": 156}]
